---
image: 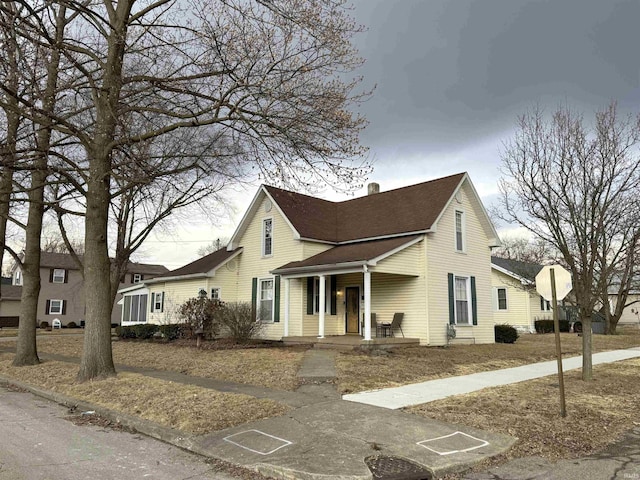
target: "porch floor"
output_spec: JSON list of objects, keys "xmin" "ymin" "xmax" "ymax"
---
[{"xmin": 282, "ymin": 335, "xmax": 419, "ymax": 351}]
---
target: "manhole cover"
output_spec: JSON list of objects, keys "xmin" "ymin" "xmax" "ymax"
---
[{"xmin": 365, "ymin": 455, "xmax": 432, "ymax": 480}]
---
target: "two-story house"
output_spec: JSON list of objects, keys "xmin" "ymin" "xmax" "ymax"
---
[
  {"xmin": 12, "ymin": 252, "xmax": 168, "ymax": 327},
  {"xmin": 120, "ymin": 172, "xmax": 501, "ymax": 346}
]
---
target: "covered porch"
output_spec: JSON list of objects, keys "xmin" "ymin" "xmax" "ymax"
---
[{"xmin": 272, "ymin": 236, "xmax": 425, "ymax": 344}]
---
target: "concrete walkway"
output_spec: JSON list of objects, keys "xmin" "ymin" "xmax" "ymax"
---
[
  {"xmin": 343, "ymin": 347, "xmax": 640, "ymax": 409},
  {"xmin": 295, "ymin": 349, "xmax": 340, "ymax": 399}
]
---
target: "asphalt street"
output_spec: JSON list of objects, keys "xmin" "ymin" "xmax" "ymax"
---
[{"xmin": 0, "ymin": 385, "xmax": 237, "ymax": 480}]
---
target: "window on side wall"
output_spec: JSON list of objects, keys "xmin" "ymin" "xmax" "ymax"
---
[
  {"xmin": 540, "ymin": 296, "xmax": 551, "ymax": 311},
  {"xmin": 263, "ymin": 218, "xmax": 273, "ymax": 256},
  {"xmin": 455, "ymin": 210, "xmax": 465, "ymax": 252},
  {"xmin": 211, "ymin": 288, "xmax": 221, "ymax": 300},
  {"xmin": 496, "ymin": 287, "xmax": 508, "ymax": 311},
  {"xmin": 124, "ymin": 294, "xmax": 148, "ymax": 323},
  {"xmin": 52, "ymin": 268, "xmax": 66, "ymax": 283},
  {"xmin": 48, "ymin": 299, "xmax": 64, "ymax": 315},
  {"xmin": 454, "ymin": 276, "xmax": 471, "ymax": 324},
  {"xmin": 152, "ymin": 292, "xmax": 164, "ymax": 313},
  {"xmin": 258, "ymin": 278, "xmax": 274, "ymax": 322}
]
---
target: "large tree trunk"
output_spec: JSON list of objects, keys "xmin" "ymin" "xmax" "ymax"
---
[
  {"xmin": 581, "ymin": 311, "xmax": 593, "ymax": 381},
  {"xmin": 12, "ymin": 175, "xmax": 44, "ymax": 366},
  {"xmin": 77, "ymin": 154, "xmax": 116, "ymax": 382}
]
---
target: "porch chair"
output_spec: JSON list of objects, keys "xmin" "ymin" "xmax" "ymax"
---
[{"xmin": 380, "ymin": 312, "xmax": 404, "ymax": 338}]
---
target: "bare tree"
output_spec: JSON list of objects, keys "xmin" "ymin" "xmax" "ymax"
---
[
  {"xmin": 197, "ymin": 237, "xmax": 230, "ymax": 257},
  {"xmin": 498, "ymin": 103, "xmax": 640, "ymax": 380},
  {"xmin": 3, "ymin": 0, "xmax": 371, "ymax": 381},
  {"xmin": 492, "ymin": 236, "xmax": 557, "ymax": 265}
]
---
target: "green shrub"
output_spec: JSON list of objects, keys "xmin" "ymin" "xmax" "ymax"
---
[
  {"xmin": 39, "ymin": 321, "xmax": 49, "ymax": 329},
  {"xmin": 534, "ymin": 319, "xmax": 570, "ymax": 333},
  {"xmin": 116, "ymin": 324, "xmax": 184, "ymax": 341},
  {"xmin": 67, "ymin": 321, "xmax": 77, "ymax": 328},
  {"xmin": 495, "ymin": 324, "xmax": 519, "ymax": 344},
  {"xmin": 158, "ymin": 324, "xmax": 183, "ymax": 341}
]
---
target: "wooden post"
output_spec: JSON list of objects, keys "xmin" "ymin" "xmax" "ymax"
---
[{"xmin": 550, "ymin": 268, "xmax": 567, "ymax": 417}]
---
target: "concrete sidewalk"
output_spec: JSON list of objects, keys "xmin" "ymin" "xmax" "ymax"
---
[{"xmin": 343, "ymin": 348, "xmax": 640, "ymax": 409}]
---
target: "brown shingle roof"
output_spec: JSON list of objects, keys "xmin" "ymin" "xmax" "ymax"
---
[
  {"xmin": 38, "ymin": 252, "xmax": 168, "ymax": 277},
  {"xmin": 273, "ymin": 236, "xmax": 421, "ymax": 273},
  {"xmin": 265, "ymin": 172, "xmax": 465, "ymax": 243},
  {"xmin": 155, "ymin": 247, "xmax": 242, "ymax": 278}
]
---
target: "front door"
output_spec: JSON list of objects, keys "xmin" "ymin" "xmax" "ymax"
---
[{"xmin": 345, "ymin": 287, "xmax": 360, "ymax": 334}]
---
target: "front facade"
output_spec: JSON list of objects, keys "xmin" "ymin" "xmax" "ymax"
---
[
  {"xmin": 12, "ymin": 252, "xmax": 168, "ymax": 327},
  {"xmin": 120, "ymin": 173, "xmax": 502, "ymax": 345},
  {"xmin": 491, "ymin": 257, "xmax": 552, "ymax": 332}
]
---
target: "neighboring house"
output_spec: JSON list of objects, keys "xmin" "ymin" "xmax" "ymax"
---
[
  {"xmin": 0, "ymin": 285, "xmax": 22, "ymax": 327},
  {"xmin": 121, "ymin": 172, "xmax": 502, "ymax": 346},
  {"xmin": 11, "ymin": 252, "xmax": 168, "ymax": 327},
  {"xmin": 608, "ymin": 290, "xmax": 640, "ymax": 328},
  {"xmin": 491, "ymin": 256, "xmax": 553, "ymax": 332}
]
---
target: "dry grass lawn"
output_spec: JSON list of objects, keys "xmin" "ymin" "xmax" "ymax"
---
[
  {"xmin": 337, "ymin": 329, "xmax": 640, "ymax": 393},
  {"xmin": 409, "ymin": 358, "xmax": 640, "ymax": 462},
  {"xmin": 11, "ymin": 336, "xmax": 305, "ymax": 391},
  {"xmin": 0, "ymin": 328, "xmax": 83, "ymax": 338},
  {"xmin": 0, "ymin": 352, "xmax": 289, "ymax": 435}
]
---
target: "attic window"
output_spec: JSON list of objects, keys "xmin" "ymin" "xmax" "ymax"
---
[
  {"xmin": 455, "ymin": 210, "xmax": 465, "ymax": 252},
  {"xmin": 263, "ymin": 218, "xmax": 273, "ymax": 257},
  {"xmin": 52, "ymin": 269, "xmax": 66, "ymax": 283}
]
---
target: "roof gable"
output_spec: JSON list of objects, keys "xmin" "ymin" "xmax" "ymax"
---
[
  {"xmin": 491, "ymin": 256, "xmax": 543, "ymax": 283},
  {"xmin": 152, "ymin": 247, "xmax": 242, "ymax": 281}
]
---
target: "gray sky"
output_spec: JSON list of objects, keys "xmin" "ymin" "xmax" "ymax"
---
[{"xmin": 141, "ymin": 0, "xmax": 640, "ymax": 269}]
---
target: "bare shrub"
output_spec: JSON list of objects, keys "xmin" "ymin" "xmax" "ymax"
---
[
  {"xmin": 178, "ymin": 297, "xmax": 222, "ymax": 340},
  {"xmin": 218, "ymin": 302, "xmax": 264, "ymax": 343}
]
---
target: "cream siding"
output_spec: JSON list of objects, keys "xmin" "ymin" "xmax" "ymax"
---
[
  {"xmin": 235, "ymin": 196, "xmax": 304, "ymax": 340},
  {"xmin": 0, "ymin": 299, "xmax": 21, "ymax": 317},
  {"xmin": 615, "ymin": 294, "xmax": 640, "ymax": 326},
  {"xmin": 374, "ymin": 241, "xmax": 422, "ymax": 276},
  {"xmin": 427, "ymin": 181, "xmax": 494, "ymax": 345},
  {"xmin": 302, "ymin": 241, "xmax": 333, "ymax": 259},
  {"xmin": 491, "ymin": 268, "xmax": 534, "ymax": 331},
  {"xmin": 530, "ymin": 292, "xmax": 553, "ymax": 323}
]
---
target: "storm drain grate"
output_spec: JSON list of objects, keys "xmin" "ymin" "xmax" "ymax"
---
[{"xmin": 365, "ymin": 455, "xmax": 432, "ymax": 480}]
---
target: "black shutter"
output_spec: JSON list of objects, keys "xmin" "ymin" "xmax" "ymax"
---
[
  {"xmin": 151, "ymin": 292, "xmax": 155, "ymax": 312},
  {"xmin": 306, "ymin": 277, "xmax": 314, "ymax": 315},
  {"xmin": 64, "ymin": 270, "xmax": 68, "ymax": 283},
  {"xmin": 131, "ymin": 274, "xmax": 135, "ymax": 283},
  {"xmin": 62, "ymin": 300, "xmax": 66, "ymax": 315},
  {"xmin": 274, "ymin": 276, "xmax": 280, "ymax": 323},
  {"xmin": 471, "ymin": 276, "xmax": 478, "ymax": 325},
  {"xmin": 49, "ymin": 269, "xmax": 54, "ymax": 283},
  {"xmin": 46, "ymin": 300, "xmax": 51, "ymax": 315},
  {"xmin": 160, "ymin": 292, "xmax": 164, "ymax": 312},
  {"xmin": 251, "ymin": 277, "xmax": 258, "ymax": 320},
  {"xmin": 330, "ymin": 275, "xmax": 337, "ymax": 315},
  {"xmin": 448, "ymin": 273, "xmax": 455, "ymax": 325}
]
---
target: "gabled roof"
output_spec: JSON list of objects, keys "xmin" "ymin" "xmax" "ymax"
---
[
  {"xmin": 272, "ymin": 236, "xmax": 422, "ymax": 275},
  {"xmin": 491, "ymin": 256, "xmax": 543, "ymax": 283},
  {"xmin": 150, "ymin": 247, "xmax": 242, "ymax": 282},
  {"xmin": 35, "ymin": 252, "xmax": 168, "ymax": 276},
  {"xmin": 230, "ymin": 172, "xmax": 499, "ymax": 249}
]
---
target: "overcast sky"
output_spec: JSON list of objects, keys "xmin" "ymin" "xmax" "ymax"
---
[{"xmin": 140, "ymin": 0, "xmax": 640, "ymax": 270}]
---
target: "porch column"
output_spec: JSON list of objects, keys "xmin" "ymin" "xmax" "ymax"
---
[
  {"xmin": 283, "ymin": 278, "xmax": 290, "ymax": 337},
  {"xmin": 318, "ymin": 275, "xmax": 326, "ymax": 338},
  {"xmin": 363, "ymin": 267, "xmax": 372, "ymax": 341}
]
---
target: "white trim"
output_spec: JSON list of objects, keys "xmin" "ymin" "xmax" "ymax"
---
[
  {"xmin": 262, "ymin": 217, "xmax": 274, "ymax": 257},
  {"xmin": 318, "ymin": 275, "xmax": 326, "ymax": 338},
  {"xmin": 121, "ymin": 291, "xmax": 149, "ymax": 325},
  {"xmin": 118, "ymin": 283, "xmax": 149, "ymax": 295},
  {"xmin": 277, "ymin": 267, "xmax": 366, "ymax": 279},
  {"xmin": 283, "ymin": 278, "xmax": 290, "ymax": 337},
  {"xmin": 52, "ymin": 268, "xmax": 66, "ymax": 283},
  {"xmin": 491, "ymin": 264, "xmax": 533, "ymax": 285},
  {"xmin": 494, "ymin": 286, "xmax": 508, "ymax": 311},
  {"xmin": 454, "ymin": 209, "xmax": 466, "ymax": 253},
  {"xmin": 453, "ymin": 275, "xmax": 473, "ymax": 325},
  {"xmin": 331, "ymin": 229, "xmax": 432, "ymax": 246},
  {"xmin": 363, "ymin": 267, "xmax": 372, "ymax": 341},
  {"xmin": 151, "ymin": 291, "xmax": 164, "ymax": 313},
  {"xmin": 210, "ymin": 287, "xmax": 221, "ymax": 300},
  {"xmin": 258, "ymin": 276, "xmax": 275, "ymax": 323},
  {"xmin": 367, "ymin": 236, "xmax": 424, "ymax": 265},
  {"xmin": 48, "ymin": 299, "xmax": 64, "ymax": 315}
]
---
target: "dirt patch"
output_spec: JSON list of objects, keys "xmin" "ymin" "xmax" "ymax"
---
[
  {"xmin": 20, "ymin": 336, "xmax": 306, "ymax": 391},
  {"xmin": 0, "ymin": 358, "xmax": 290, "ymax": 435},
  {"xmin": 408, "ymin": 358, "xmax": 640, "ymax": 462},
  {"xmin": 337, "ymin": 330, "xmax": 640, "ymax": 393}
]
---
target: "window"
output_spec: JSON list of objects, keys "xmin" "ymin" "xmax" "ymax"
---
[
  {"xmin": 123, "ymin": 294, "xmax": 148, "ymax": 323},
  {"xmin": 48, "ymin": 299, "xmax": 64, "ymax": 315},
  {"xmin": 132, "ymin": 273, "xmax": 143, "ymax": 283},
  {"xmin": 152, "ymin": 292, "xmax": 164, "ymax": 313},
  {"xmin": 263, "ymin": 218, "xmax": 273, "ymax": 256},
  {"xmin": 540, "ymin": 296, "xmax": 551, "ymax": 311},
  {"xmin": 496, "ymin": 287, "xmax": 508, "ymax": 311},
  {"xmin": 259, "ymin": 278, "xmax": 274, "ymax": 321},
  {"xmin": 211, "ymin": 288, "xmax": 221, "ymax": 300},
  {"xmin": 455, "ymin": 211, "xmax": 465, "ymax": 252},
  {"xmin": 52, "ymin": 268, "xmax": 66, "ymax": 283},
  {"xmin": 454, "ymin": 276, "xmax": 471, "ymax": 324},
  {"xmin": 14, "ymin": 270, "xmax": 21, "ymax": 286}
]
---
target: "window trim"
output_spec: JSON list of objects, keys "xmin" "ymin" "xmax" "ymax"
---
[
  {"xmin": 262, "ymin": 217, "xmax": 273, "ymax": 257},
  {"xmin": 14, "ymin": 269, "xmax": 21, "ymax": 285},
  {"xmin": 258, "ymin": 277, "xmax": 275, "ymax": 322},
  {"xmin": 132, "ymin": 273, "xmax": 143, "ymax": 283},
  {"xmin": 210, "ymin": 287, "xmax": 221, "ymax": 301},
  {"xmin": 495, "ymin": 286, "xmax": 508, "ymax": 311},
  {"xmin": 453, "ymin": 275, "xmax": 473, "ymax": 325},
  {"xmin": 52, "ymin": 268, "xmax": 66, "ymax": 283},
  {"xmin": 151, "ymin": 291, "xmax": 164, "ymax": 313},
  {"xmin": 122, "ymin": 293, "xmax": 148, "ymax": 324},
  {"xmin": 540, "ymin": 296, "xmax": 551, "ymax": 311},
  {"xmin": 49, "ymin": 299, "xmax": 64, "ymax": 315},
  {"xmin": 454, "ymin": 210, "xmax": 466, "ymax": 253}
]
